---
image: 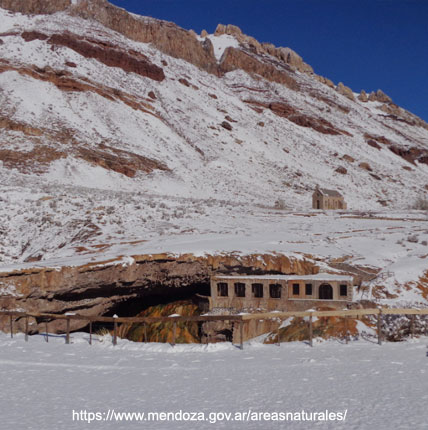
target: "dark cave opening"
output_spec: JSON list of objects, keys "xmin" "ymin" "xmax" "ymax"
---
[
  {"xmin": 103, "ymin": 281, "xmax": 210, "ymax": 318},
  {"xmin": 80, "ymin": 281, "xmax": 210, "ymax": 335}
]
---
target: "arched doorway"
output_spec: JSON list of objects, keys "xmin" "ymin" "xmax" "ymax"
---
[{"xmin": 319, "ymin": 284, "xmax": 333, "ymax": 300}]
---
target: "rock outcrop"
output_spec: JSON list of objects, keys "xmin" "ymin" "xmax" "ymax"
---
[
  {"xmin": 76, "ymin": 144, "xmax": 170, "ymax": 177},
  {"xmin": 214, "ymin": 23, "xmax": 314, "ymax": 74},
  {"xmin": 378, "ymin": 103, "xmax": 428, "ymax": 130},
  {"xmin": 220, "ymin": 47, "xmax": 299, "ymax": 90},
  {"xmin": 335, "ymin": 166, "xmax": 347, "ymax": 174},
  {"xmin": 0, "ymin": 0, "xmax": 219, "ymax": 75},
  {"xmin": 0, "ymin": 0, "xmax": 343, "ymax": 95},
  {"xmin": 358, "ymin": 89, "xmax": 368, "ymax": 102},
  {"xmin": 336, "ymin": 82, "xmax": 355, "ymax": 101},
  {"xmin": 315, "ymin": 75, "xmax": 335, "ymax": 88},
  {"xmin": 0, "ymin": 146, "xmax": 66, "ymax": 174},
  {"xmin": 22, "ymin": 30, "xmax": 165, "ymax": 81},
  {"xmin": 245, "ymin": 100, "xmax": 350, "ymax": 135},
  {"xmin": 0, "ymin": 253, "xmax": 318, "ymax": 333},
  {"xmin": 0, "ymin": 0, "xmax": 70, "ymax": 14},
  {"xmin": 368, "ymin": 89, "xmax": 392, "ymax": 103}
]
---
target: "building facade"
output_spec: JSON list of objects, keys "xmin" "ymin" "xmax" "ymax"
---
[
  {"xmin": 312, "ymin": 188, "xmax": 347, "ymax": 210},
  {"xmin": 209, "ymin": 274, "xmax": 353, "ymax": 312}
]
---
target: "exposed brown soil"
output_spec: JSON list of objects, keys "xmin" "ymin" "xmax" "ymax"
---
[
  {"xmin": 416, "ymin": 271, "xmax": 428, "ymax": 301},
  {"xmin": 0, "ymin": 146, "xmax": 66, "ymax": 173},
  {"xmin": 0, "ymin": 116, "xmax": 43, "ymax": 136}
]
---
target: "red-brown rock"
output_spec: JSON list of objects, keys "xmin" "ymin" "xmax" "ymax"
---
[
  {"xmin": 367, "ymin": 139, "xmax": 381, "ymax": 150},
  {"xmin": 22, "ymin": 31, "xmax": 165, "ymax": 81},
  {"xmin": 178, "ymin": 78, "xmax": 191, "ymax": 87},
  {"xmin": 221, "ymin": 121, "xmax": 233, "ymax": 131},
  {"xmin": 335, "ymin": 166, "xmax": 347, "ymax": 174}
]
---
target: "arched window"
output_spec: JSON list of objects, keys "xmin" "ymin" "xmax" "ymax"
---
[{"xmin": 319, "ymin": 284, "xmax": 333, "ymax": 300}]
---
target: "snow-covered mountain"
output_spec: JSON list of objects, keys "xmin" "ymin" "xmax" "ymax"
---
[{"xmin": 0, "ymin": 0, "xmax": 427, "ymax": 299}]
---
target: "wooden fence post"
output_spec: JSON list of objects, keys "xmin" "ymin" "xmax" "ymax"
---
[
  {"xmin": 25, "ymin": 316, "xmax": 29, "ymax": 342},
  {"xmin": 410, "ymin": 314, "xmax": 415, "ymax": 338},
  {"xmin": 426, "ymin": 316, "xmax": 428, "ymax": 337},
  {"xmin": 377, "ymin": 309, "xmax": 382, "ymax": 345},
  {"xmin": 344, "ymin": 316, "xmax": 349, "ymax": 344},
  {"xmin": 65, "ymin": 318, "xmax": 70, "ymax": 344},
  {"xmin": 2, "ymin": 309, "xmax": 428, "ymax": 349},
  {"xmin": 172, "ymin": 321, "xmax": 177, "ymax": 346},
  {"xmin": 113, "ymin": 321, "xmax": 117, "ymax": 346}
]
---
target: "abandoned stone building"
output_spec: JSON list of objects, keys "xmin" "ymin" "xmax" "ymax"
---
[
  {"xmin": 312, "ymin": 188, "xmax": 347, "ymax": 210},
  {"xmin": 210, "ymin": 273, "xmax": 354, "ymax": 312}
]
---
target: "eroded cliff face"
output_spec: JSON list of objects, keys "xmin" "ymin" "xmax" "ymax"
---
[
  {"xmin": 219, "ymin": 47, "xmax": 299, "ymax": 90},
  {"xmin": 0, "ymin": 0, "xmax": 304, "ymax": 88},
  {"xmin": 0, "ymin": 0, "xmax": 220, "ymax": 75},
  {"xmin": 0, "ymin": 0, "xmax": 70, "ymax": 14},
  {"xmin": 0, "ymin": 253, "xmax": 318, "ymax": 333},
  {"xmin": 214, "ymin": 23, "xmax": 314, "ymax": 74},
  {"xmin": 3, "ymin": 0, "xmax": 425, "ymax": 140}
]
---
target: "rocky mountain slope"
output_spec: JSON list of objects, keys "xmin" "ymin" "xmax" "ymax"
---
[{"xmin": 0, "ymin": 0, "xmax": 427, "ymax": 321}]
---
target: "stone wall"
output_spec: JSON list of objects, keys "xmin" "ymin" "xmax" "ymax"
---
[{"xmin": 210, "ymin": 276, "xmax": 352, "ymax": 312}]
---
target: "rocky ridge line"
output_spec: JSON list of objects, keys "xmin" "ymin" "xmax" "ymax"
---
[{"xmin": 2, "ymin": 0, "xmax": 428, "ymax": 133}]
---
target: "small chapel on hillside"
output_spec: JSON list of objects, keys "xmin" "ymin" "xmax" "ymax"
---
[{"xmin": 312, "ymin": 187, "xmax": 347, "ymax": 210}]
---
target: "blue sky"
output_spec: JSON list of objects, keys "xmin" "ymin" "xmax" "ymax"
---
[{"xmin": 110, "ymin": 1, "xmax": 428, "ymax": 122}]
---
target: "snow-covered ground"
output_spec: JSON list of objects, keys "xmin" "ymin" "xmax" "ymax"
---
[
  {"xmin": 1, "ymin": 195, "xmax": 427, "ymax": 306},
  {"xmin": 0, "ymin": 332, "xmax": 427, "ymax": 429},
  {"xmin": 1, "ymin": 6, "xmax": 428, "ymax": 214}
]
